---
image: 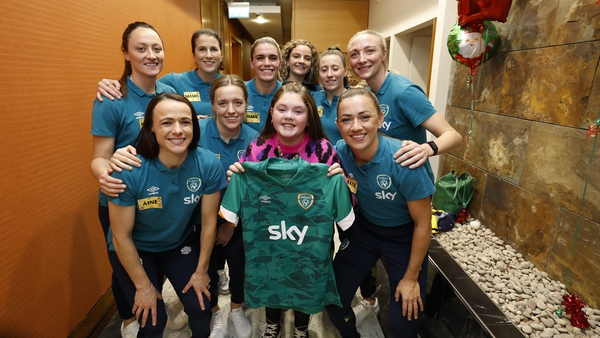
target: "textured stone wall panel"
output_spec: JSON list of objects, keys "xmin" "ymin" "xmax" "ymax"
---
[
  {"xmin": 546, "ymin": 209, "xmax": 600, "ymax": 308},
  {"xmin": 480, "ymin": 175, "xmax": 559, "ymax": 268}
]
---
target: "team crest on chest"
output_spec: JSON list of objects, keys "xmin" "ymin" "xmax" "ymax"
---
[
  {"xmin": 376, "ymin": 174, "xmax": 392, "ymax": 190},
  {"xmin": 380, "ymin": 104, "xmax": 390, "ymax": 117},
  {"xmin": 186, "ymin": 177, "xmax": 202, "ymax": 192},
  {"xmin": 297, "ymin": 193, "xmax": 314, "ymax": 210},
  {"xmin": 317, "ymin": 106, "xmax": 324, "ymax": 118},
  {"xmin": 237, "ymin": 150, "xmax": 245, "ymax": 159}
]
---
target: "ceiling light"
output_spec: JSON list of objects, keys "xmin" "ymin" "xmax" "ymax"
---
[{"xmin": 255, "ymin": 14, "xmax": 267, "ymax": 24}]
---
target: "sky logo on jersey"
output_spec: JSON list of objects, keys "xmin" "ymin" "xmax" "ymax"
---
[
  {"xmin": 268, "ymin": 220, "xmax": 309, "ymax": 245},
  {"xmin": 138, "ymin": 196, "xmax": 162, "ymax": 210},
  {"xmin": 379, "ymin": 104, "xmax": 391, "ymax": 131},
  {"xmin": 260, "ymin": 195, "xmax": 271, "ymax": 204},
  {"xmin": 377, "ymin": 174, "xmax": 392, "ymax": 190},
  {"xmin": 297, "ymin": 193, "xmax": 314, "ymax": 210},
  {"xmin": 147, "ymin": 186, "xmax": 160, "ymax": 196},
  {"xmin": 186, "ymin": 177, "xmax": 201, "ymax": 192},
  {"xmin": 184, "ymin": 193, "xmax": 202, "ymax": 204}
]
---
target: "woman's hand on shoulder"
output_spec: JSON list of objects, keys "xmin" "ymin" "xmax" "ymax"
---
[
  {"xmin": 226, "ymin": 162, "xmax": 245, "ymax": 182},
  {"xmin": 99, "ymin": 168, "xmax": 126, "ymax": 197},
  {"xmin": 327, "ymin": 162, "xmax": 345, "ymax": 177},
  {"xmin": 96, "ymin": 79, "xmax": 122, "ymax": 101},
  {"xmin": 110, "ymin": 145, "xmax": 141, "ymax": 172},
  {"xmin": 393, "ymin": 140, "xmax": 431, "ymax": 169}
]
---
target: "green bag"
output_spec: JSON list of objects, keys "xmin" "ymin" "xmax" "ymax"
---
[{"xmin": 432, "ymin": 170, "xmax": 477, "ymax": 214}]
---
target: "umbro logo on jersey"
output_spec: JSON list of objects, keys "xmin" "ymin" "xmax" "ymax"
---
[
  {"xmin": 134, "ymin": 111, "xmax": 144, "ymax": 119},
  {"xmin": 248, "ymin": 105, "xmax": 254, "ymax": 110},
  {"xmin": 268, "ymin": 221, "xmax": 308, "ymax": 245},
  {"xmin": 260, "ymin": 195, "xmax": 271, "ymax": 203},
  {"xmin": 297, "ymin": 194, "xmax": 314, "ymax": 210},
  {"xmin": 147, "ymin": 186, "xmax": 160, "ymax": 195}
]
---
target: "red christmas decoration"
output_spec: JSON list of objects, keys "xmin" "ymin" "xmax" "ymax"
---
[
  {"xmin": 456, "ymin": 208, "xmax": 470, "ymax": 224},
  {"xmin": 457, "ymin": 0, "xmax": 513, "ymax": 28},
  {"xmin": 587, "ymin": 124, "xmax": 598, "ymax": 138},
  {"xmin": 561, "ymin": 293, "xmax": 590, "ymax": 329}
]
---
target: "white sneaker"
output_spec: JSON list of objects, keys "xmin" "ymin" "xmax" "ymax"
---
[
  {"xmin": 217, "ymin": 269, "xmax": 230, "ymax": 295},
  {"xmin": 209, "ymin": 310, "xmax": 225, "ymax": 338},
  {"xmin": 120, "ymin": 321, "xmax": 139, "ymax": 338},
  {"xmin": 165, "ymin": 303, "xmax": 188, "ymax": 330},
  {"xmin": 353, "ymin": 297, "xmax": 379, "ymax": 327},
  {"xmin": 228, "ymin": 307, "xmax": 252, "ymax": 338}
]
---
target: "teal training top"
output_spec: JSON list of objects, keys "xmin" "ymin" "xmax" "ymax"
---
[
  {"xmin": 220, "ymin": 157, "xmax": 355, "ymax": 313},
  {"xmin": 244, "ymin": 79, "xmax": 282, "ymax": 131},
  {"xmin": 159, "ymin": 71, "xmax": 222, "ymax": 117},
  {"xmin": 108, "ymin": 147, "xmax": 227, "ymax": 252},
  {"xmin": 91, "ymin": 77, "xmax": 176, "ymax": 206},
  {"xmin": 336, "ymin": 135, "xmax": 435, "ymax": 227}
]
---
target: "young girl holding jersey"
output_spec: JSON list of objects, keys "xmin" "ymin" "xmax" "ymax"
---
[
  {"xmin": 108, "ymin": 92, "xmax": 226, "ymax": 338},
  {"xmin": 326, "ymin": 88, "xmax": 434, "ymax": 338},
  {"xmin": 227, "ymin": 81, "xmax": 341, "ymax": 338}
]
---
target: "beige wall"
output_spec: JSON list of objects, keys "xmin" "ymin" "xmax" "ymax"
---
[{"xmin": 291, "ymin": 0, "xmax": 369, "ymax": 52}]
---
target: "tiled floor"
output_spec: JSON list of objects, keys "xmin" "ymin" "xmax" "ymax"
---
[{"xmin": 99, "ymin": 278, "xmax": 385, "ymax": 338}]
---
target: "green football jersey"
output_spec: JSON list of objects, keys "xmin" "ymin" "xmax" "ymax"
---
[{"xmin": 220, "ymin": 157, "xmax": 355, "ymax": 313}]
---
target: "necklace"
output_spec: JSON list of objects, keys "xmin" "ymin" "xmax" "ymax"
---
[{"xmin": 276, "ymin": 135, "xmax": 304, "ymax": 160}]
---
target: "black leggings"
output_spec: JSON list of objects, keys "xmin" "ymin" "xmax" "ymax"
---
[{"xmin": 265, "ymin": 307, "xmax": 310, "ymax": 328}]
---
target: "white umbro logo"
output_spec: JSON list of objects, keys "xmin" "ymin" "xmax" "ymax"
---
[
  {"xmin": 260, "ymin": 195, "xmax": 271, "ymax": 204},
  {"xmin": 147, "ymin": 186, "xmax": 160, "ymax": 195}
]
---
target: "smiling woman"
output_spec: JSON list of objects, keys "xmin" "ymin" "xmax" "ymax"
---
[{"xmin": 107, "ymin": 92, "xmax": 227, "ymax": 337}]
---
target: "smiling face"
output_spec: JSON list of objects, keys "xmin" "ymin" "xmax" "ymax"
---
[
  {"xmin": 270, "ymin": 92, "xmax": 309, "ymax": 146},
  {"xmin": 151, "ymin": 99, "xmax": 194, "ymax": 161},
  {"xmin": 347, "ymin": 33, "xmax": 387, "ymax": 85},
  {"xmin": 319, "ymin": 54, "xmax": 347, "ymax": 94},
  {"xmin": 250, "ymin": 42, "xmax": 281, "ymax": 84},
  {"xmin": 287, "ymin": 45, "xmax": 312, "ymax": 79},
  {"xmin": 193, "ymin": 34, "xmax": 222, "ymax": 76},
  {"xmin": 123, "ymin": 27, "xmax": 164, "ymax": 80},
  {"xmin": 212, "ymin": 84, "xmax": 246, "ymax": 133},
  {"xmin": 337, "ymin": 92, "xmax": 383, "ymax": 162}
]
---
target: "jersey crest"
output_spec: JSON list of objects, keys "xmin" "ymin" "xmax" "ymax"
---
[
  {"xmin": 376, "ymin": 174, "xmax": 392, "ymax": 190},
  {"xmin": 297, "ymin": 193, "xmax": 314, "ymax": 210},
  {"xmin": 380, "ymin": 104, "xmax": 390, "ymax": 117},
  {"xmin": 186, "ymin": 177, "xmax": 202, "ymax": 192}
]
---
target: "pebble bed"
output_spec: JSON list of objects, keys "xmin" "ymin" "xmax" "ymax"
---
[{"xmin": 434, "ymin": 221, "xmax": 600, "ymax": 338}]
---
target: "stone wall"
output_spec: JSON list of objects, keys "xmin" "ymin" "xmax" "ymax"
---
[{"xmin": 441, "ymin": 0, "xmax": 600, "ymax": 309}]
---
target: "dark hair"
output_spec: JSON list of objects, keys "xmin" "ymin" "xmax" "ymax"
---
[
  {"xmin": 191, "ymin": 28, "xmax": 225, "ymax": 71},
  {"xmin": 250, "ymin": 36, "xmax": 281, "ymax": 60},
  {"xmin": 209, "ymin": 75, "xmax": 248, "ymax": 119},
  {"xmin": 260, "ymin": 82, "xmax": 327, "ymax": 142},
  {"xmin": 134, "ymin": 93, "xmax": 200, "ymax": 158},
  {"xmin": 337, "ymin": 87, "xmax": 381, "ymax": 118},
  {"xmin": 279, "ymin": 39, "xmax": 320, "ymax": 85},
  {"xmin": 320, "ymin": 46, "xmax": 348, "ymax": 87},
  {"xmin": 118, "ymin": 22, "xmax": 163, "ymax": 97}
]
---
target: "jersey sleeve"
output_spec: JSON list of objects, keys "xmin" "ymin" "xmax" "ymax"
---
[
  {"xmin": 397, "ymin": 165, "xmax": 436, "ymax": 202},
  {"xmin": 197, "ymin": 148, "xmax": 227, "ymax": 195},
  {"xmin": 107, "ymin": 165, "xmax": 139, "ymax": 207},
  {"xmin": 157, "ymin": 73, "xmax": 176, "ymax": 88},
  {"xmin": 327, "ymin": 173, "xmax": 355, "ymax": 230},
  {"xmin": 219, "ymin": 172, "xmax": 244, "ymax": 225},
  {"xmin": 396, "ymin": 83, "xmax": 436, "ymax": 128},
  {"xmin": 91, "ymin": 99, "xmax": 119, "ymax": 137}
]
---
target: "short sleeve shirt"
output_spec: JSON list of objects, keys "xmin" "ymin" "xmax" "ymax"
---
[
  {"xmin": 244, "ymin": 79, "xmax": 282, "ymax": 131},
  {"xmin": 159, "ymin": 71, "xmax": 221, "ymax": 116}
]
